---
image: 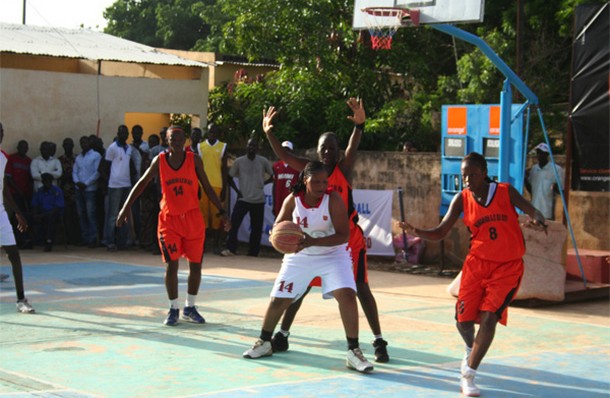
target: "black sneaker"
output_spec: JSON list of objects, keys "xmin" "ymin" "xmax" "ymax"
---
[
  {"xmin": 271, "ymin": 331, "xmax": 289, "ymax": 352},
  {"xmin": 372, "ymin": 338, "xmax": 389, "ymax": 363}
]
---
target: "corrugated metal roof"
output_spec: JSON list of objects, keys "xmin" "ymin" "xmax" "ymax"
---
[{"xmin": 0, "ymin": 22, "xmax": 208, "ymax": 68}]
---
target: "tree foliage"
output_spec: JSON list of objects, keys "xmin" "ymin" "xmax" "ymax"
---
[{"xmin": 103, "ymin": 0, "xmax": 607, "ymax": 152}]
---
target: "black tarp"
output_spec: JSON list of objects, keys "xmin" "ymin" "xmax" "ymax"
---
[{"xmin": 570, "ymin": 3, "xmax": 610, "ymax": 191}]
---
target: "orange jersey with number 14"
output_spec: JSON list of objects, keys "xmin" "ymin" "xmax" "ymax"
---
[
  {"xmin": 462, "ymin": 182, "xmax": 525, "ymax": 262},
  {"xmin": 159, "ymin": 151, "xmax": 200, "ymax": 216}
]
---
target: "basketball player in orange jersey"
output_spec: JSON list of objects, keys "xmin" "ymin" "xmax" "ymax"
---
[
  {"xmin": 397, "ymin": 152, "xmax": 547, "ymax": 397},
  {"xmin": 117, "ymin": 126, "xmax": 230, "ymax": 326},
  {"xmin": 262, "ymin": 98, "xmax": 389, "ymax": 363}
]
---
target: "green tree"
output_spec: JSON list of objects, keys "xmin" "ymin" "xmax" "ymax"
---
[{"xmin": 102, "ymin": 0, "xmax": 604, "ymax": 152}]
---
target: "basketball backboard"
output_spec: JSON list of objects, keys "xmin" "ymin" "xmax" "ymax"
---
[{"xmin": 353, "ymin": 0, "xmax": 485, "ymax": 30}]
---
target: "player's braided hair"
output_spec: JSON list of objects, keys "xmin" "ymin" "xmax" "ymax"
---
[{"xmin": 291, "ymin": 161, "xmax": 326, "ymax": 195}]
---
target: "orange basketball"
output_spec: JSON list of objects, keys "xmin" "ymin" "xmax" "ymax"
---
[{"xmin": 270, "ymin": 221, "xmax": 304, "ymax": 254}]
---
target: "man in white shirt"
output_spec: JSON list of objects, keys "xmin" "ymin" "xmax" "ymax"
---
[
  {"xmin": 30, "ymin": 141, "xmax": 62, "ymax": 191},
  {"xmin": 103, "ymin": 125, "xmax": 134, "ymax": 250},
  {"xmin": 526, "ymin": 143, "xmax": 564, "ymax": 220}
]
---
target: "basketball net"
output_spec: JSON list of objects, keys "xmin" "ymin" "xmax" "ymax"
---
[{"xmin": 362, "ymin": 7, "xmax": 419, "ymax": 50}]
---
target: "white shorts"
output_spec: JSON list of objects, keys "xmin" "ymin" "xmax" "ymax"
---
[
  {"xmin": 270, "ymin": 245, "xmax": 356, "ymax": 301},
  {"xmin": 0, "ymin": 208, "xmax": 16, "ymax": 246}
]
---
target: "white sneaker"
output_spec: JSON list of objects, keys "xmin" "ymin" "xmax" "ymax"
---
[
  {"xmin": 16, "ymin": 299, "xmax": 35, "ymax": 313},
  {"xmin": 460, "ymin": 370, "xmax": 481, "ymax": 397},
  {"xmin": 243, "ymin": 339, "xmax": 272, "ymax": 359},
  {"xmin": 461, "ymin": 347, "xmax": 472, "ymax": 374},
  {"xmin": 220, "ymin": 249, "xmax": 235, "ymax": 257},
  {"xmin": 346, "ymin": 347, "xmax": 374, "ymax": 373}
]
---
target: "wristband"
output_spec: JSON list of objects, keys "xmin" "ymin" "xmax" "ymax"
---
[{"xmin": 355, "ymin": 123, "xmax": 365, "ymax": 130}]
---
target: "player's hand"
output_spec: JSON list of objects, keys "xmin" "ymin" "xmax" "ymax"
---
[
  {"xmin": 346, "ymin": 97, "xmax": 365, "ymax": 125},
  {"xmin": 221, "ymin": 216, "xmax": 231, "ymax": 232},
  {"xmin": 295, "ymin": 232, "xmax": 311, "ymax": 253},
  {"xmin": 16, "ymin": 212, "xmax": 28, "ymax": 232},
  {"xmin": 396, "ymin": 220, "xmax": 413, "ymax": 231},
  {"xmin": 522, "ymin": 215, "xmax": 548, "ymax": 235},
  {"xmin": 262, "ymin": 106, "xmax": 277, "ymax": 135}
]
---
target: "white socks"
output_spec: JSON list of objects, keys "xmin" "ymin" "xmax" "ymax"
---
[{"xmin": 185, "ymin": 294, "xmax": 197, "ymax": 308}]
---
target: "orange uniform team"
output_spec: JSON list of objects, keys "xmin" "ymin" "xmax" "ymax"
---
[
  {"xmin": 117, "ymin": 126, "xmax": 230, "ymax": 326},
  {"xmin": 397, "ymin": 152, "xmax": 547, "ymax": 397}
]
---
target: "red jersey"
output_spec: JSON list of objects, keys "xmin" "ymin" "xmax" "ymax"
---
[
  {"xmin": 158, "ymin": 151, "xmax": 200, "ymax": 216},
  {"xmin": 6, "ymin": 153, "xmax": 33, "ymax": 199},
  {"xmin": 272, "ymin": 161, "xmax": 299, "ymax": 215},
  {"xmin": 462, "ymin": 182, "xmax": 525, "ymax": 262},
  {"xmin": 327, "ymin": 166, "xmax": 358, "ymax": 225}
]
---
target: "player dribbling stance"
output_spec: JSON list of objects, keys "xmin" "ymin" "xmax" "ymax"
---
[
  {"xmin": 243, "ymin": 161, "xmax": 374, "ymax": 373},
  {"xmin": 398, "ymin": 152, "xmax": 547, "ymax": 397}
]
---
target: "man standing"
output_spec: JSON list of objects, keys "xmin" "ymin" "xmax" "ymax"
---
[
  {"xmin": 526, "ymin": 143, "xmax": 564, "ymax": 220},
  {"xmin": 59, "ymin": 137, "xmax": 79, "ymax": 245},
  {"xmin": 222, "ymin": 138, "xmax": 273, "ymax": 257},
  {"xmin": 0, "ymin": 122, "xmax": 35, "ymax": 313},
  {"xmin": 272, "ymin": 140, "xmax": 299, "ymax": 217},
  {"xmin": 73, "ymin": 136, "xmax": 102, "ymax": 248},
  {"xmin": 103, "ymin": 125, "xmax": 134, "ymax": 251},
  {"xmin": 197, "ymin": 124, "xmax": 228, "ymax": 254}
]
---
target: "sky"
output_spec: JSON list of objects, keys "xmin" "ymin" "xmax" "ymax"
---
[{"xmin": 0, "ymin": 0, "xmax": 116, "ymax": 31}]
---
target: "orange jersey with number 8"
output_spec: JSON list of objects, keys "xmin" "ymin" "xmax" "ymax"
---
[
  {"xmin": 462, "ymin": 183, "xmax": 525, "ymax": 262},
  {"xmin": 159, "ymin": 151, "xmax": 201, "ymax": 216}
]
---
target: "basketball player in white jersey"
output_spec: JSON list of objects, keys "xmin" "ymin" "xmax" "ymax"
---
[{"xmin": 243, "ymin": 161, "xmax": 373, "ymax": 373}]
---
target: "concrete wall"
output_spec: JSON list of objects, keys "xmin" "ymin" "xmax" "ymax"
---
[
  {"xmin": 348, "ymin": 151, "xmax": 609, "ymax": 264},
  {"xmin": 0, "ymin": 66, "xmax": 208, "ymax": 151}
]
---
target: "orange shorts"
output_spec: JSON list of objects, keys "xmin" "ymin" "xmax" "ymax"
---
[
  {"xmin": 199, "ymin": 186, "xmax": 223, "ymax": 230},
  {"xmin": 309, "ymin": 224, "xmax": 368, "ymax": 287},
  {"xmin": 158, "ymin": 208, "xmax": 206, "ymax": 263},
  {"xmin": 455, "ymin": 254, "xmax": 523, "ymax": 326}
]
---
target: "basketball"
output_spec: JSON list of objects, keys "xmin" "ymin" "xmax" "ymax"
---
[{"xmin": 270, "ymin": 221, "xmax": 304, "ymax": 254}]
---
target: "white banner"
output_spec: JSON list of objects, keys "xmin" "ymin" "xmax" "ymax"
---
[
  {"xmin": 229, "ymin": 184, "xmax": 394, "ymax": 256},
  {"xmin": 353, "ymin": 189, "xmax": 394, "ymax": 256}
]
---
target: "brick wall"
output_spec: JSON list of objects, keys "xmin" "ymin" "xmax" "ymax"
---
[{"xmin": 349, "ymin": 151, "xmax": 610, "ymax": 265}]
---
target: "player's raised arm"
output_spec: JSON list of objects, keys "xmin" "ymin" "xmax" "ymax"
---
[
  {"xmin": 340, "ymin": 97, "xmax": 365, "ymax": 178},
  {"xmin": 262, "ymin": 106, "xmax": 309, "ymax": 171}
]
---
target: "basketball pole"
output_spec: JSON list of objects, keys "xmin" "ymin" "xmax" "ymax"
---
[{"xmin": 397, "ymin": 187, "xmax": 408, "ymax": 261}]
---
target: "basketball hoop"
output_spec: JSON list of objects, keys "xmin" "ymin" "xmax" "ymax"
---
[{"xmin": 362, "ymin": 7, "xmax": 420, "ymax": 50}]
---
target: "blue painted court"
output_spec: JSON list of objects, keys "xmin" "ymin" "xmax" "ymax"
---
[{"xmin": 1, "ymin": 251, "xmax": 608, "ymax": 397}]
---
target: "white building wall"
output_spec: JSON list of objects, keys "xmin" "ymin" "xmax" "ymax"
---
[{"xmin": 0, "ymin": 67, "xmax": 208, "ymax": 151}]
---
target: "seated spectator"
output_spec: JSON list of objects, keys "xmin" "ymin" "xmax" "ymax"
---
[{"xmin": 31, "ymin": 173, "xmax": 65, "ymax": 252}]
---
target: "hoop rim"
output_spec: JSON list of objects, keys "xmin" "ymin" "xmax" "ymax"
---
[
  {"xmin": 361, "ymin": 6, "xmax": 409, "ymax": 17},
  {"xmin": 361, "ymin": 6, "xmax": 420, "ymax": 26}
]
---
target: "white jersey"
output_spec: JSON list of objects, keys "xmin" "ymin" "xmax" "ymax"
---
[
  {"xmin": 272, "ymin": 191, "xmax": 354, "ymax": 300},
  {"xmin": 290, "ymin": 192, "xmax": 346, "ymax": 256}
]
